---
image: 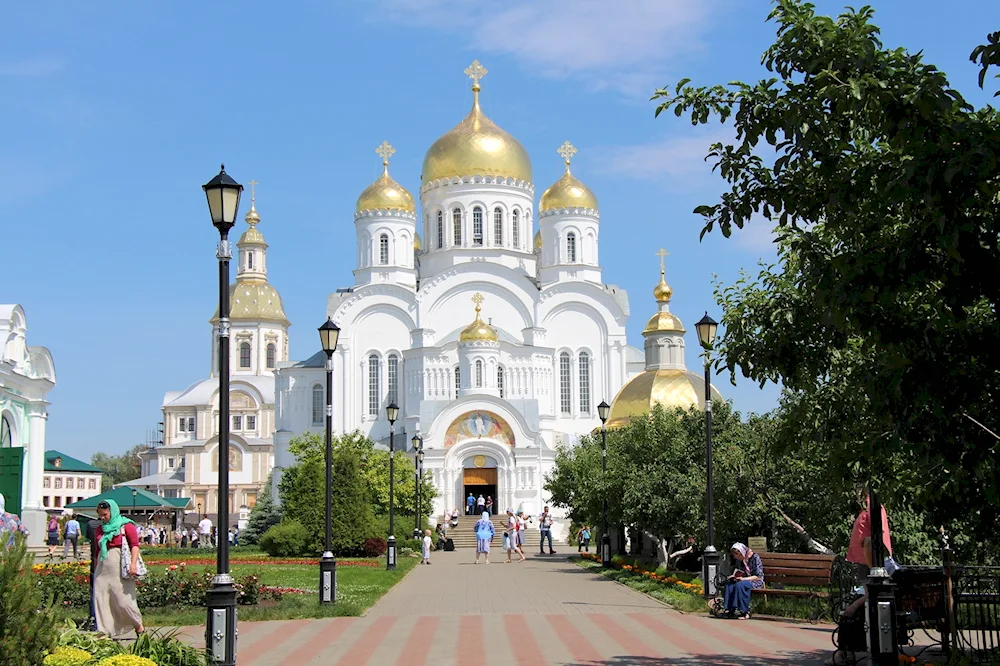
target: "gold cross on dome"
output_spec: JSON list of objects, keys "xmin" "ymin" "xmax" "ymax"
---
[
  {"xmin": 557, "ymin": 141, "xmax": 577, "ymax": 165},
  {"xmin": 464, "ymin": 60, "xmax": 488, "ymax": 88},
  {"xmin": 656, "ymin": 248, "xmax": 669, "ymax": 275},
  {"xmin": 248, "ymin": 179, "xmax": 258, "ymax": 202},
  {"xmin": 472, "ymin": 292, "xmax": 485, "ymax": 313},
  {"xmin": 375, "ymin": 141, "xmax": 395, "ymax": 165}
]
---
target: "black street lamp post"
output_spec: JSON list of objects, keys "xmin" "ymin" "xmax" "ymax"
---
[
  {"xmin": 695, "ymin": 313, "xmax": 720, "ymax": 599},
  {"xmin": 386, "ymin": 403, "xmax": 399, "ymax": 570},
  {"xmin": 597, "ymin": 401, "xmax": 612, "ymax": 567},
  {"xmin": 412, "ymin": 434, "xmax": 423, "ymax": 539},
  {"xmin": 318, "ymin": 318, "xmax": 341, "ymax": 604},
  {"xmin": 202, "ymin": 164, "xmax": 243, "ymax": 666}
]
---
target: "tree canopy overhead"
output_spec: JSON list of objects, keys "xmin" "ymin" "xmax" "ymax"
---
[{"xmin": 652, "ymin": 1, "xmax": 1000, "ymax": 537}]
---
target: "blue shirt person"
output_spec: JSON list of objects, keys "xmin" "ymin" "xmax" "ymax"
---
[{"xmin": 466, "ymin": 493, "xmax": 476, "ymax": 514}]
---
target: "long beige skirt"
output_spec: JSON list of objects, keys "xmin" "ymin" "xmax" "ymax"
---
[{"xmin": 94, "ymin": 547, "xmax": 143, "ymax": 637}]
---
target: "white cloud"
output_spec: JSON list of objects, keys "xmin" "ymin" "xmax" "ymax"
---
[
  {"xmin": 599, "ymin": 128, "xmax": 734, "ymax": 188},
  {"xmin": 373, "ymin": 0, "xmax": 714, "ymax": 93}
]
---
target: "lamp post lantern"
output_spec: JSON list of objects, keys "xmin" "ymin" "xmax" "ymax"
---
[
  {"xmin": 386, "ymin": 403, "xmax": 399, "ymax": 570},
  {"xmin": 412, "ymin": 434, "xmax": 423, "ymax": 539},
  {"xmin": 202, "ymin": 164, "xmax": 243, "ymax": 666},
  {"xmin": 694, "ymin": 312, "xmax": 719, "ymax": 598},
  {"xmin": 597, "ymin": 400, "xmax": 612, "ymax": 567},
  {"xmin": 318, "ymin": 318, "xmax": 340, "ymax": 604}
]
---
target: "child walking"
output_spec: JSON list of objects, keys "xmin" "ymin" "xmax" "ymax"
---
[
  {"xmin": 422, "ymin": 529, "xmax": 432, "ymax": 564},
  {"xmin": 503, "ymin": 531, "xmax": 512, "ymax": 563}
]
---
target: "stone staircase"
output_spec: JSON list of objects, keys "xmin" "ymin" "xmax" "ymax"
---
[{"xmin": 439, "ymin": 514, "xmax": 541, "ymax": 550}]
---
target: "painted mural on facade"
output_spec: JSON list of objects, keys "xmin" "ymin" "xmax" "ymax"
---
[{"xmin": 444, "ymin": 411, "xmax": 514, "ymax": 450}]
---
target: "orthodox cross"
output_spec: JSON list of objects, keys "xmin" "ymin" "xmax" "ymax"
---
[
  {"xmin": 557, "ymin": 141, "xmax": 577, "ymax": 166},
  {"xmin": 464, "ymin": 60, "xmax": 488, "ymax": 88},
  {"xmin": 472, "ymin": 292, "xmax": 485, "ymax": 314},
  {"xmin": 375, "ymin": 141, "xmax": 395, "ymax": 166},
  {"xmin": 656, "ymin": 248, "xmax": 669, "ymax": 276},
  {"xmin": 248, "ymin": 179, "xmax": 258, "ymax": 203}
]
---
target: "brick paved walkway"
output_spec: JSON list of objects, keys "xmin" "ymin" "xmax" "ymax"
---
[{"xmin": 174, "ymin": 552, "xmax": 850, "ymax": 665}]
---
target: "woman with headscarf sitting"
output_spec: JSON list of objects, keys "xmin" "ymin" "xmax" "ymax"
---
[
  {"xmin": 474, "ymin": 511, "xmax": 495, "ymax": 564},
  {"xmin": 721, "ymin": 542, "xmax": 765, "ymax": 619},
  {"xmin": 92, "ymin": 499, "xmax": 145, "ymax": 638}
]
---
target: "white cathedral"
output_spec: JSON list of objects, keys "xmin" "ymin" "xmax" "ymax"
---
[{"xmin": 271, "ymin": 61, "xmax": 719, "ymax": 537}]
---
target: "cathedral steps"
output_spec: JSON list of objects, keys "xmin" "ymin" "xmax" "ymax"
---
[{"xmin": 437, "ymin": 514, "xmax": 541, "ymax": 549}]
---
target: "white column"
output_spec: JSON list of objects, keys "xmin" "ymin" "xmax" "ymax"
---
[{"xmin": 21, "ymin": 402, "xmax": 48, "ymax": 544}]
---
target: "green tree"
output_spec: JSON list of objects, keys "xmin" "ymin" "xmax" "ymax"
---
[
  {"xmin": 91, "ymin": 445, "xmax": 147, "ymax": 489},
  {"xmin": 0, "ymin": 532, "xmax": 59, "ymax": 664},
  {"xmin": 240, "ymin": 473, "xmax": 281, "ymax": 545},
  {"xmin": 327, "ymin": 449, "xmax": 376, "ymax": 556},
  {"xmin": 653, "ymin": 0, "xmax": 1000, "ymax": 550}
]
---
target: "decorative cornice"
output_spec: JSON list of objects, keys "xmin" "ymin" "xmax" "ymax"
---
[
  {"xmin": 354, "ymin": 208, "xmax": 418, "ymax": 222},
  {"xmin": 539, "ymin": 207, "xmax": 600, "ymax": 220},
  {"xmin": 420, "ymin": 174, "xmax": 535, "ymax": 196}
]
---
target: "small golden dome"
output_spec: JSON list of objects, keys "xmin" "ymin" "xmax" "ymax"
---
[
  {"xmin": 356, "ymin": 165, "xmax": 415, "ymax": 213},
  {"xmin": 643, "ymin": 311, "xmax": 685, "ymax": 334},
  {"xmin": 653, "ymin": 276, "xmax": 673, "ymax": 303},
  {"xmin": 244, "ymin": 202, "xmax": 260, "ymax": 226},
  {"xmin": 421, "ymin": 61, "xmax": 532, "ymax": 184},
  {"xmin": 605, "ymin": 369, "xmax": 722, "ymax": 428},
  {"xmin": 414, "ymin": 233, "xmax": 422, "ymax": 251},
  {"xmin": 459, "ymin": 292, "xmax": 499, "ymax": 343},
  {"xmin": 211, "ymin": 280, "xmax": 289, "ymax": 325},
  {"xmin": 540, "ymin": 142, "xmax": 597, "ymax": 212},
  {"xmin": 534, "ymin": 230, "xmax": 542, "ymax": 250},
  {"xmin": 239, "ymin": 186, "xmax": 267, "ymax": 245}
]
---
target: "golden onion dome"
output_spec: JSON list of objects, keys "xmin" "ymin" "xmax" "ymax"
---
[
  {"xmin": 534, "ymin": 230, "xmax": 542, "ymax": 250},
  {"xmin": 238, "ymin": 190, "xmax": 267, "ymax": 245},
  {"xmin": 211, "ymin": 280, "xmax": 289, "ymax": 325},
  {"xmin": 605, "ymin": 369, "xmax": 723, "ymax": 428},
  {"xmin": 653, "ymin": 275, "xmax": 673, "ymax": 303},
  {"xmin": 414, "ymin": 232, "xmax": 423, "ymax": 251},
  {"xmin": 643, "ymin": 311, "xmax": 685, "ymax": 334},
  {"xmin": 459, "ymin": 293, "xmax": 499, "ymax": 343},
  {"xmin": 356, "ymin": 156, "xmax": 415, "ymax": 214},
  {"xmin": 539, "ymin": 142, "xmax": 597, "ymax": 212},
  {"xmin": 421, "ymin": 61, "xmax": 532, "ymax": 184}
]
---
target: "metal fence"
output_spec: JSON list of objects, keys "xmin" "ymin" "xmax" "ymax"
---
[{"xmin": 949, "ymin": 565, "xmax": 1000, "ymax": 664}]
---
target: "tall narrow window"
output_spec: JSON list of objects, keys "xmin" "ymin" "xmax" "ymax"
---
[
  {"xmin": 512, "ymin": 210, "xmax": 520, "ymax": 249},
  {"xmin": 454, "ymin": 365, "xmax": 461, "ymax": 397},
  {"xmin": 387, "ymin": 354, "xmax": 399, "ymax": 405},
  {"xmin": 498, "ymin": 366, "xmax": 505, "ymax": 398},
  {"xmin": 567, "ymin": 232, "xmax": 577, "ymax": 263},
  {"xmin": 247, "ymin": 415, "xmax": 256, "ymax": 430},
  {"xmin": 379, "ymin": 234, "xmax": 389, "ymax": 265},
  {"xmin": 453, "ymin": 208, "xmax": 462, "ymax": 245},
  {"xmin": 475, "ymin": 360, "xmax": 483, "ymax": 387},
  {"xmin": 266, "ymin": 343, "xmax": 276, "ymax": 369},
  {"xmin": 559, "ymin": 352, "xmax": 572, "ymax": 414},
  {"xmin": 311, "ymin": 384, "xmax": 323, "ymax": 425},
  {"xmin": 472, "ymin": 206, "xmax": 483, "ymax": 245},
  {"xmin": 578, "ymin": 352, "xmax": 591, "ymax": 414},
  {"xmin": 436, "ymin": 211, "xmax": 444, "ymax": 249},
  {"xmin": 232, "ymin": 415, "xmax": 243, "ymax": 430},
  {"xmin": 247, "ymin": 252, "xmax": 253, "ymax": 270},
  {"xmin": 239, "ymin": 342, "xmax": 251, "ymax": 368},
  {"xmin": 179, "ymin": 416, "xmax": 186, "ymax": 433},
  {"xmin": 494, "ymin": 207, "xmax": 503, "ymax": 246},
  {"xmin": 368, "ymin": 354, "xmax": 380, "ymax": 416}
]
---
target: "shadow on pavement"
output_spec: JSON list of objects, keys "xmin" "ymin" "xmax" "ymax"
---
[{"xmin": 562, "ymin": 650, "xmax": 832, "ymax": 666}]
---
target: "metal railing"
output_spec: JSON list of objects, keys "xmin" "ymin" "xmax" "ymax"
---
[{"xmin": 949, "ymin": 565, "xmax": 1000, "ymax": 663}]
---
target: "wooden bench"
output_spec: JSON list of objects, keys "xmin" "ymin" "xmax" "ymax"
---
[{"xmin": 754, "ymin": 552, "xmax": 837, "ymax": 620}]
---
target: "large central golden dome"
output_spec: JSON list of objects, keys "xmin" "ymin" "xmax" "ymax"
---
[{"xmin": 421, "ymin": 62, "xmax": 532, "ymax": 184}]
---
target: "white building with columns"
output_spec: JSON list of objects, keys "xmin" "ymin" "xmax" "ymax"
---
[
  {"xmin": 0, "ymin": 304, "xmax": 56, "ymax": 544},
  {"xmin": 273, "ymin": 62, "xmax": 714, "ymax": 540}
]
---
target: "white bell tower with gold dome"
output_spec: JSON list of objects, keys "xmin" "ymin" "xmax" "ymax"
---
[
  {"xmin": 457, "ymin": 293, "xmax": 501, "ymax": 398},
  {"xmin": 354, "ymin": 141, "xmax": 418, "ymax": 288},
  {"xmin": 538, "ymin": 141, "xmax": 601, "ymax": 285}
]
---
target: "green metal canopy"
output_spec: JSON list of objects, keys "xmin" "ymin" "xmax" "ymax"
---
[{"xmin": 65, "ymin": 486, "xmax": 191, "ymax": 511}]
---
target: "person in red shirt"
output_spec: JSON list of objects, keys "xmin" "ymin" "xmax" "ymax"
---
[
  {"xmin": 93, "ymin": 499, "xmax": 144, "ymax": 638},
  {"xmin": 847, "ymin": 487, "xmax": 892, "ymax": 581}
]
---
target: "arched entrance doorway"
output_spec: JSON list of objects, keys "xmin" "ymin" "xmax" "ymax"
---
[{"xmin": 462, "ymin": 454, "xmax": 498, "ymax": 515}]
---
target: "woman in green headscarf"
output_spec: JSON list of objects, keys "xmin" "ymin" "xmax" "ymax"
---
[{"xmin": 93, "ymin": 499, "xmax": 144, "ymax": 637}]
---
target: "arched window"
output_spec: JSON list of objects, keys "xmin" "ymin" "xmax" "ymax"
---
[
  {"xmin": 475, "ymin": 360, "xmax": 483, "ymax": 387},
  {"xmin": 379, "ymin": 234, "xmax": 389, "ymax": 265},
  {"xmin": 453, "ymin": 208, "xmax": 462, "ymax": 246},
  {"xmin": 368, "ymin": 354, "xmax": 380, "ymax": 416},
  {"xmin": 1, "ymin": 415, "xmax": 12, "ymax": 447},
  {"xmin": 559, "ymin": 352, "xmax": 572, "ymax": 415},
  {"xmin": 311, "ymin": 384, "xmax": 324, "ymax": 425},
  {"xmin": 239, "ymin": 342, "xmax": 251, "ymax": 368},
  {"xmin": 472, "ymin": 206, "xmax": 483, "ymax": 245},
  {"xmin": 387, "ymin": 354, "xmax": 399, "ymax": 405},
  {"xmin": 247, "ymin": 251, "xmax": 253, "ymax": 270},
  {"xmin": 512, "ymin": 210, "xmax": 520, "ymax": 249},
  {"xmin": 436, "ymin": 211, "xmax": 444, "ymax": 249},
  {"xmin": 498, "ymin": 366, "xmax": 505, "ymax": 398},
  {"xmin": 454, "ymin": 365, "xmax": 461, "ymax": 397},
  {"xmin": 567, "ymin": 232, "xmax": 577, "ymax": 263},
  {"xmin": 578, "ymin": 352, "xmax": 591, "ymax": 414},
  {"xmin": 266, "ymin": 343, "xmax": 276, "ymax": 369},
  {"xmin": 493, "ymin": 207, "xmax": 503, "ymax": 246}
]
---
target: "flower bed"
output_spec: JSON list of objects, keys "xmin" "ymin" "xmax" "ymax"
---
[
  {"xmin": 141, "ymin": 558, "xmax": 380, "ymax": 567},
  {"xmin": 579, "ymin": 552, "xmax": 703, "ymax": 595}
]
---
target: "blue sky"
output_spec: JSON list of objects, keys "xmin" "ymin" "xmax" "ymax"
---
[{"xmin": 2, "ymin": 1, "xmax": 997, "ymax": 462}]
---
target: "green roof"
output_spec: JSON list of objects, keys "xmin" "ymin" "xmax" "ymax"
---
[
  {"xmin": 65, "ymin": 487, "xmax": 189, "ymax": 511},
  {"xmin": 45, "ymin": 450, "xmax": 103, "ymax": 474}
]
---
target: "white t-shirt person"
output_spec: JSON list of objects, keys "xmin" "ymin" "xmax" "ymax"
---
[{"xmin": 198, "ymin": 516, "xmax": 212, "ymax": 538}]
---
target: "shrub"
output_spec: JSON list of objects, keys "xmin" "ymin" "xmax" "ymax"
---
[
  {"xmin": 43, "ymin": 646, "xmax": 94, "ymax": 666},
  {"xmin": 128, "ymin": 630, "xmax": 207, "ymax": 666},
  {"xmin": 0, "ymin": 531, "xmax": 60, "ymax": 665},
  {"xmin": 259, "ymin": 520, "xmax": 310, "ymax": 557},
  {"xmin": 241, "ymin": 474, "xmax": 281, "ymax": 546},
  {"xmin": 95, "ymin": 656, "xmax": 157, "ymax": 666},
  {"xmin": 363, "ymin": 537, "xmax": 387, "ymax": 557}
]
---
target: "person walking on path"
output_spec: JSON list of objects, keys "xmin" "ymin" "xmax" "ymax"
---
[
  {"xmin": 577, "ymin": 526, "xmax": 592, "ymax": 552},
  {"xmin": 503, "ymin": 530, "xmax": 513, "ymax": 563},
  {"xmin": 506, "ymin": 509, "xmax": 525, "ymax": 562},
  {"xmin": 516, "ymin": 510, "xmax": 530, "ymax": 555},
  {"xmin": 46, "ymin": 515, "xmax": 60, "ymax": 557},
  {"xmin": 477, "ymin": 494, "xmax": 486, "ymax": 513},
  {"xmin": 92, "ymin": 499, "xmax": 145, "ymax": 638},
  {"xmin": 0, "ymin": 493, "xmax": 29, "ymax": 548},
  {"xmin": 198, "ymin": 515, "xmax": 212, "ymax": 548},
  {"xmin": 474, "ymin": 511, "xmax": 495, "ymax": 564},
  {"xmin": 421, "ymin": 529, "xmax": 432, "ymax": 564},
  {"xmin": 539, "ymin": 506, "xmax": 556, "ymax": 555},
  {"xmin": 466, "ymin": 493, "xmax": 476, "ymax": 515},
  {"xmin": 486, "ymin": 496, "xmax": 493, "ymax": 514},
  {"xmin": 63, "ymin": 514, "xmax": 81, "ymax": 559}
]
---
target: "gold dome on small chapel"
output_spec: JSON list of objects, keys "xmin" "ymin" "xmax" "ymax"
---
[
  {"xmin": 459, "ymin": 292, "xmax": 499, "ymax": 343},
  {"xmin": 357, "ymin": 141, "xmax": 415, "ymax": 214},
  {"xmin": 421, "ymin": 60, "xmax": 532, "ymax": 184},
  {"xmin": 539, "ymin": 142, "xmax": 598, "ymax": 212}
]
